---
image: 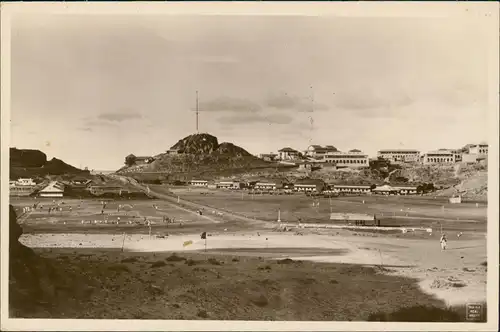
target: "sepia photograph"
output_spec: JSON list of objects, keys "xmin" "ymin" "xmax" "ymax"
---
[{"xmin": 1, "ymin": 2, "xmax": 498, "ymax": 331}]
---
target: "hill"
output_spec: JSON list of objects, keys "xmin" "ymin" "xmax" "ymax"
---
[
  {"xmin": 10, "ymin": 148, "xmax": 89, "ymax": 180},
  {"xmin": 118, "ymin": 133, "xmax": 277, "ymax": 181}
]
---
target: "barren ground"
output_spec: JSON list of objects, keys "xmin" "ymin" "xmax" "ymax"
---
[{"xmin": 10, "ymin": 189, "xmax": 488, "ymax": 321}]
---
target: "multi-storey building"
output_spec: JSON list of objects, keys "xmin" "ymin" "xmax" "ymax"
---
[
  {"xmin": 277, "ymin": 147, "xmax": 300, "ymax": 161},
  {"xmin": 377, "ymin": 149, "xmax": 420, "ymax": 163},
  {"xmin": 468, "ymin": 144, "xmax": 488, "ymax": 155},
  {"xmin": 422, "ymin": 150, "xmax": 456, "ymax": 164},
  {"xmin": 305, "ymin": 145, "xmax": 338, "ymax": 159},
  {"xmin": 322, "ymin": 150, "xmax": 369, "ymax": 168}
]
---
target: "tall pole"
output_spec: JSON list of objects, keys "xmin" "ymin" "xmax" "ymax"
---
[
  {"xmin": 196, "ymin": 90, "xmax": 199, "ymax": 133},
  {"xmin": 308, "ymin": 86, "xmax": 314, "ymax": 145}
]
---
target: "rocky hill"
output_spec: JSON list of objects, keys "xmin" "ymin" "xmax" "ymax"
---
[
  {"xmin": 118, "ymin": 133, "xmax": 274, "ymax": 180},
  {"xmin": 10, "ymin": 148, "xmax": 89, "ymax": 180}
]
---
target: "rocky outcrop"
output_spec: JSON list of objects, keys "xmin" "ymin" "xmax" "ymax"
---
[
  {"xmin": 170, "ymin": 133, "xmax": 219, "ymax": 155},
  {"xmin": 215, "ymin": 142, "xmax": 252, "ymax": 157},
  {"xmin": 10, "ymin": 148, "xmax": 47, "ymax": 167},
  {"xmin": 10, "ymin": 148, "xmax": 89, "ymax": 180},
  {"xmin": 120, "ymin": 133, "xmax": 271, "ymax": 178}
]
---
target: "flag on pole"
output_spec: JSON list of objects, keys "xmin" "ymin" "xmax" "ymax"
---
[{"xmin": 201, "ymin": 232, "xmax": 207, "ymax": 239}]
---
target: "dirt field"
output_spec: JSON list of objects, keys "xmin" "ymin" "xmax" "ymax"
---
[
  {"xmin": 166, "ymin": 187, "xmax": 487, "ymax": 232},
  {"xmin": 10, "ymin": 186, "xmax": 488, "ymax": 321}
]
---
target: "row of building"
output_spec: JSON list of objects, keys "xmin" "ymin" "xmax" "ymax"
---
[
  {"xmin": 9, "ymin": 178, "xmax": 66, "ymax": 198},
  {"xmin": 9, "ymin": 177, "xmax": 134, "ymax": 198},
  {"xmin": 189, "ymin": 179, "xmax": 419, "ymax": 195},
  {"xmin": 259, "ymin": 143, "xmax": 489, "ymax": 167}
]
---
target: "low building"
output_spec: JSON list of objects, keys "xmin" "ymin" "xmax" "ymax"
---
[
  {"xmin": 39, "ymin": 181, "xmax": 65, "ymax": 198},
  {"xmin": 277, "ymin": 147, "xmax": 300, "ymax": 161},
  {"xmin": 372, "ymin": 184, "xmax": 399, "ymax": 195},
  {"xmin": 190, "ymin": 180, "xmax": 208, "ymax": 187},
  {"xmin": 71, "ymin": 178, "xmax": 93, "ymax": 188},
  {"xmin": 166, "ymin": 148, "xmax": 183, "ymax": 155},
  {"xmin": 377, "ymin": 149, "xmax": 420, "ymax": 163},
  {"xmin": 254, "ymin": 180, "xmax": 282, "ymax": 191},
  {"xmin": 88, "ymin": 185, "xmax": 125, "ymax": 196},
  {"xmin": 305, "ymin": 145, "xmax": 338, "ymax": 158},
  {"xmin": 10, "ymin": 184, "xmax": 36, "ymax": 196},
  {"xmin": 422, "ymin": 150, "xmax": 456, "ymax": 164},
  {"xmin": 293, "ymin": 179, "xmax": 325, "ymax": 193},
  {"xmin": 333, "ymin": 184, "xmax": 372, "ymax": 194},
  {"xmin": 372, "ymin": 184, "xmax": 418, "ymax": 195},
  {"xmin": 216, "ymin": 181, "xmax": 243, "ymax": 190},
  {"xmin": 135, "ymin": 156, "xmax": 155, "ymax": 165},
  {"xmin": 391, "ymin": 185, "xmax": 418, "ymax": 195},
  {"xmin": 16, "ymin": 178, "xmax": 36, "ymax": 186},
  {"xmin": 323, "ymin": 150, "xmax": 369, "ymax": 168},
  {"xmin": 330, "ymin": 213, "xmax": 376, "ymax": 225},
  {"xmin": 259, "ymin": 153, "xmax": 278, "ymax": 162},
  {"xmin": 468, "ymin": 144, "xmax": 488, "ymax": 155}
]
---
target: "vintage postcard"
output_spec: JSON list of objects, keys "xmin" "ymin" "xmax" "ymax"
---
[{"xmin": 1, "ymin": 2, "xmax": 498, "ymax": 331}]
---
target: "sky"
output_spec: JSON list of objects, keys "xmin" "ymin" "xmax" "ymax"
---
[{"xmin": 10, "ymin": 13, "xmax": 492, "ymax": 170}]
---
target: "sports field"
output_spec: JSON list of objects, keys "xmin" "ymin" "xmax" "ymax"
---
[
  {"xmin": 10, "ymin": 184, "xmax": 489, "ymax": 317},
  {"xmin": 167, "ymin": 187, "xmax": 488, "ymax": 233}
]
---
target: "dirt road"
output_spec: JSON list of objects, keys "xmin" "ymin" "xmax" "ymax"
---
[{"xmin": 111, "ymin": 174, "xmax": 271, "ymax": 230}]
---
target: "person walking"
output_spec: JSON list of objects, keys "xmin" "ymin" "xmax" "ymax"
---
[{"xmin": 440, "ymin": 233, "xmax": 448, "ymax": 251}]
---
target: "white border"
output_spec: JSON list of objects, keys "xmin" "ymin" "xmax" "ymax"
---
[{"xmin": 1, "ymin": 2, "xmax": 498, "ymax": 331}]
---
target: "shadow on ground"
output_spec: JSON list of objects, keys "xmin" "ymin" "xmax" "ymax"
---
[{"xmin": 9, "ymin": 246, "xmax": 482, "ymax": 321}]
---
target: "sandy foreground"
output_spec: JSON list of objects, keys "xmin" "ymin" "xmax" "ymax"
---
[{"xmin": 20, "ymin": 231, "xmax": 487, "ymax": 307}]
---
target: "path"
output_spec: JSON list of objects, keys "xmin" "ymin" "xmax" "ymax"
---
[{"xmin": 111, "ymin": 174, "xmax": 270, "ymax": 229}]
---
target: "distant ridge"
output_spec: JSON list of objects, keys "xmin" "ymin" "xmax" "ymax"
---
[{"xmin": 10, "ymin": 148, "xmax": 89, "ymax": 180}]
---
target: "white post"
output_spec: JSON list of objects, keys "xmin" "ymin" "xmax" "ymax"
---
[
  {"xmin": 277, "ymin": 209, "xmax": 281, "ymax": 223},
  {"xmin": 121, "ymin": 232, "xmax": 126, "ymax": 252},
  {"xmin": 177, "ymin": 196, "xmax": 180, "ymax": 203}
]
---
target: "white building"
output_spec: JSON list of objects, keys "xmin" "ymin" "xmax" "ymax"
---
[
  {"xmin": 217, "ymin": 181, "xmax": 241, "ymax": 189},
  {"xmin": 39, "ymin": 181, "xmax": 65, "ymax": 198},
  {"xmin": 333, "ymin": 185, "xmax": 372, "ymax": 194},
  {"xmin": 190, "ymin": 180, "xmax": 208, "ymax": 187},
  {"xmin": 16, "ymin": 178, "xmax": 36, "ymax": 186},
  {"xmin": 377, "ymin": 150, "xmax": 420, "ymax": 163},
  {"xmin": 255, "ymin": 182, "xmax": 278, "ymax": 191},
  {"xmin": 305, "ymin": 145, "xmax": 338, "ymax": 158},
  {"xmin": 468, "ymin": 144, "xmax": 488, "ymax": 155},
  {"xmin": 293, "ymin": 184, "xmax": 317, "ymax": 192},
  {"xmin": 372, "ymin": 184, "xmax": 418, "ymax": 195},
  {"xmin": 422, "ymin": 150, "xmax": 456, "ymax": 164},
  {"xmin": 322, "ymin": 150, "xmax": 369, "ymax": 168},
  {"xmin": 277, "ymin": 147, "xmax": 300, "ymax": 161}
]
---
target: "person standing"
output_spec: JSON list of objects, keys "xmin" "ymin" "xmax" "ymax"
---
[{"xmin": 440, "ymin": 233, "xmax": 448, "ymax": 250}]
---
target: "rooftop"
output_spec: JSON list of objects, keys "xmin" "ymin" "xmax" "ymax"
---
[{"xmin": 278, "ymin": 147, "xmax": 298, "ymax": 153}]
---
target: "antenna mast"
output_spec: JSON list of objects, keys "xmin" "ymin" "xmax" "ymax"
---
[
  {"xmin": 309, "ymin": 85, "xmax": 314, "ymax": 145},
  {"xmin": 196, "ymin": 90, "xmax": 199, "ymax": 133}
]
